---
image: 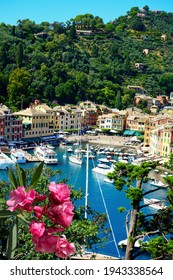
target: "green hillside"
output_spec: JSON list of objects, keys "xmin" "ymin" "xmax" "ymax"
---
[{"xmin": 1, "ymin": 5, "xmax": 173, "ymax": 110}]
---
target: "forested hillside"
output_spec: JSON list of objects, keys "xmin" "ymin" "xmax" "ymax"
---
[{"xmin": 1, "ymin": 5, "xmax": 173, "ymax": 111}]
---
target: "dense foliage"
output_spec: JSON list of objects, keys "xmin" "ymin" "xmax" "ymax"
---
[
  {"xmin": 1, "ymin": 6, "xmax": 173, "ymax": 110},
  {"xmin": 108, "ymin": 160, "xmax": 173, "ymax": 260}
]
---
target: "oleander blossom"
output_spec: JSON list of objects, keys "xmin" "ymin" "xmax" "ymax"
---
[
  {"xmin": 48, "ymin": 182, "xmax": 71, "ymax": 203},
  {"xmin": 32, "ymin": 232, "xmax": 75, "ymax": 258},
  {"xmin": 47, "ymin": 201, "xmax": 74, "ymax": 228},
  {"xmin": 32, "ymin": 231, "xmax": 58, "ymax": 254},
  {"xmin": 55, "ymin": 236, "xmax": 75, "ymax": 259},
  {"xmin": 29, "ymin": 221, "xmax": 46, "ymax": 238},
  {"xmin": 6, "ymin": 182, "xmax": 76, "ymax": 259},
  {"xmin": 33, "ymin": 206, "xmax": 43, "ymax": 219},
  {"xmin": 6, "ymin": 186, "xmax": 36, "ymax": 212}
]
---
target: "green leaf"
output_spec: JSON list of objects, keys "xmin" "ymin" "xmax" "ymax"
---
[
  {"xmin": 0, "ymin": 210, "xmax": 16, "ymax": 217},
  {"xmin": 16, "ymin": 164, "xmax": 26, "ymax": 187},
  {"xmin": 17, "ymin": 213, "xmax": 30, "ymax": 227},
  {"xmin": 0, "ymin": 198, "xmax": 6, "ymax": 204},
  {"xmin": 8, "ymin": 168, "xmax": 18, "ymax": 190},
  {"xmin": 30, "ymin": 162, "xmax": 44, "ymax": 188},
  {"xmin": 6, "ymin": 217, "xmax": 18, "ymax": 259}
]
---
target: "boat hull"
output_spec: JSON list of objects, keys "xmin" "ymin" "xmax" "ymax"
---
[
  {"xmin": 34, "ymin": 146, "xmax": 58, "ymax": 165},
  {"xmin": 69, "ymin": 155, "xmax": 82, "ymax": 165}
]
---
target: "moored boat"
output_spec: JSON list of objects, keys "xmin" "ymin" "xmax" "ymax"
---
[
  {"xmin": 0, "ymin": 151, "xmax": 15, "ymax": 170},
  {"xmin": 103, "ymin": 177, "xmax": 114, "ymax": 184},
  {"xmin": 34, "ymin": 145, "xmax": 58, "ymax": 164},
  {"xmin": 69, "ymin": 154, "xmax": 82, "ymax": 165},
  {"xmin": 92, "ymin": 163, "xmax": 114, "ymax": 176},
  {"xmin": 10, "ymin": 148, "xmax": 26, "ymax": 164},
  {"xmin": 150, "ymin": 179, "xmax": 168, "ymax": 188},
  {"xmin": 118, "ymin": 237, "xmax": 145, "ymax": 248},
  {"xmin": 143, "ymin": 198, "xmax": 167, "ymax": 210}
]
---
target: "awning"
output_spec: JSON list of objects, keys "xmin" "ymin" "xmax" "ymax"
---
[
  {"xmin": 123, "ymin": 130, "xmax": 135, "ymax": 136},
  {"xmin": 23, "ymin": 122, "xmax": 31, "ymax": 126},
  {"xmin": 22, "ymin": 137, "xmax": 41, "ymax": 143},
  {"xmin": 123, "ymin": 130, "xmax": 142, "ymax": 136}
]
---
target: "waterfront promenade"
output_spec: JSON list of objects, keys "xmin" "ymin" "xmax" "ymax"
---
[{"xmin": 67, "ymin": 134, "xmax": 131, "ymax": 147}]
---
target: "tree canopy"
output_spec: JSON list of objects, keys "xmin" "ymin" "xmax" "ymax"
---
[{"xmin": 1, "ymin": 7, "xmax": 173, "ymax": 110}]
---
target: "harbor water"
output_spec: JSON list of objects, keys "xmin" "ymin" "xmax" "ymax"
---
[{"xmin": 0, "ymin": 145, "xmax": 168, "ymax": 260}]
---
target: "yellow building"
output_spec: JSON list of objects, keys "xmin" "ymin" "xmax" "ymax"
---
[
  {"xmin": 144, "ymin": 115, "xmax": 173, "ymax": 147},
  {"xmin": 13, "ymin": 107, "xmax": 54, "ymax": 139},
  {"xmin": 53, "ymin": 105, "xmax": 82, "ymax": 131},
  {"xmin": 150, "ymin": 124, "xmax": 173, "ymax": 157}
]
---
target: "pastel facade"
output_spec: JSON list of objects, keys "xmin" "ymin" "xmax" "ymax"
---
[
  {"xmin": 78, "ymin": 101, "xmax": 98, "ymax": 126},
  {"xmin": 126, "ymin": 114, "xmax": 149, "ymax": 132},
  {"xmin": 144, "ymin": 115, "xmax": 173, "ymax": 147},
  {"xmin": 0, "ymin": 104, "xmax": 22, "ymax": 140},
  {"xmin": 13, "ymin": 108, "xmax": 54, "ymax": 138},
  {"xmin": 97, "ymin": 111, "xmax": 126, "ymax": 132},
  {"xmin": 150, "ymin": 124, "xmax": 173, "ymax": 157},
  {"xmin": 53, "ymin": 105, "xmax": 82, "ymax": 131}
]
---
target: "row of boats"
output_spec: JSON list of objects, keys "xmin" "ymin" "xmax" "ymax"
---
[
  {"xmin": 0, "ymin": 144, "xmax": 58, "ymax": 169},
  {"xmin": 0, "ymin": 142, "xmax": 169, "ymax": 212}
]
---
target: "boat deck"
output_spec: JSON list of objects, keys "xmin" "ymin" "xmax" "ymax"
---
[{"xmin": 18, "ymin": 149, "xmax": 40, "ymax": 162}]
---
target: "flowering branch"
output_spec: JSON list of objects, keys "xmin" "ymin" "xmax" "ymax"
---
[{"xmin": 6, "ymin": 181, "xmax": 75, "ymax": 259}]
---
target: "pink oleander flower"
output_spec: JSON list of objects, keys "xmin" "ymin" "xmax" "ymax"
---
[
  {"xmin": 33, "ymin": 206, "xmax": 43, "ymax": 218},
  {"xmin": 47, "ymin": 201, "xmax": 74, "ymax": 228},
  {"xmin": 48, "ymin": 182, "xmax": 71, "ymax": 203},
  {"xmin": 32, "ymin": 232, "xmax": 58, "ymax": 254},
  {"xmin": 55, "ymin": 236, "xmax": 75, "ymax": 259},
  {"xmin": 35, "ymin": 193, "xmax": 47, "ymax": 202},
  {"xmin": 29, "ymin": 221, "xmax": 45, "ymax": 238},
  {"xmin": 6, "ymin": 186, "xmax": 36, "ymax": 212}
]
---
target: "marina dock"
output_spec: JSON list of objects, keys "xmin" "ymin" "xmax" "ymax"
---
[{"xmin": 18, "ymin": 149, "xmax": 40, "ymax": 162}]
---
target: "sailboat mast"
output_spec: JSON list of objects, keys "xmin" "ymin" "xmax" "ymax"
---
[{"xmin": 85, "ymin": 144, "xmax": 89, "ymax": 219}]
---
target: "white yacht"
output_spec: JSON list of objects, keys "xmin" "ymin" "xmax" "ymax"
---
[
  {"xmin": 69, "ymin": 154, "xmax": 82, "ymax": 165},
  {"xmin": 150, "ymin": 179, "xmax": 168, "ymax": 188},
  {"xmin": 161, "ymin": 172, "xmax": 172, "ymax": 178},
  {"xmin": 0, "ymin": 151, "xmax": 15, "ymax": 170},
  {"xmin": 143, "ymin": 198, "xmax": 167, "ymax": 210},
  {"xmin": 10, "ymin": 149, "xmax": 26, "ymax": 164},
  {"xmin": 69, "ymin": 132, "xmax": 83, "ymax": 165},
  {"xmin": 118, "ymin": 236, "xmax": 148, "ymax": 248},
  {"xmin": 118, "ymin": 238, "xmax": 143, "ymax": 248},
  {"xmin": 103, "ymin": 177, "xmax": 114, "ymax": 184},
  {"xmin": 34, "ymin": 145, "xmax": 58, "ymax": 164},
  {"xmin": 98, "ymin": 158, "xmax": 110, "ymax": 163},
  {"xmin": 92, "ymin": 163, "xmax": 114, "ymax": 176}
]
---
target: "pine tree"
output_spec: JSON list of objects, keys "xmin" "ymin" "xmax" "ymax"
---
[{"xmin": 16, "ymin": 42, "xmax": 23, "ymax": 67}]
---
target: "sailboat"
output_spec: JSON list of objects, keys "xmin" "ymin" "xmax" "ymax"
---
[
  {"xmin": 63, "ymin": 145, "xmax": 67, "ymax": 158},
  {"xmin": 69, "ymin": 126, "xmax": 83, "ymax": 165},
  {"xmin": 72, "ymin": 144, "xmax": 120, "ymax": 260},
  {"xmin": 69, "ymin": 150, "xmax": 82, "ymax": 165}
]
